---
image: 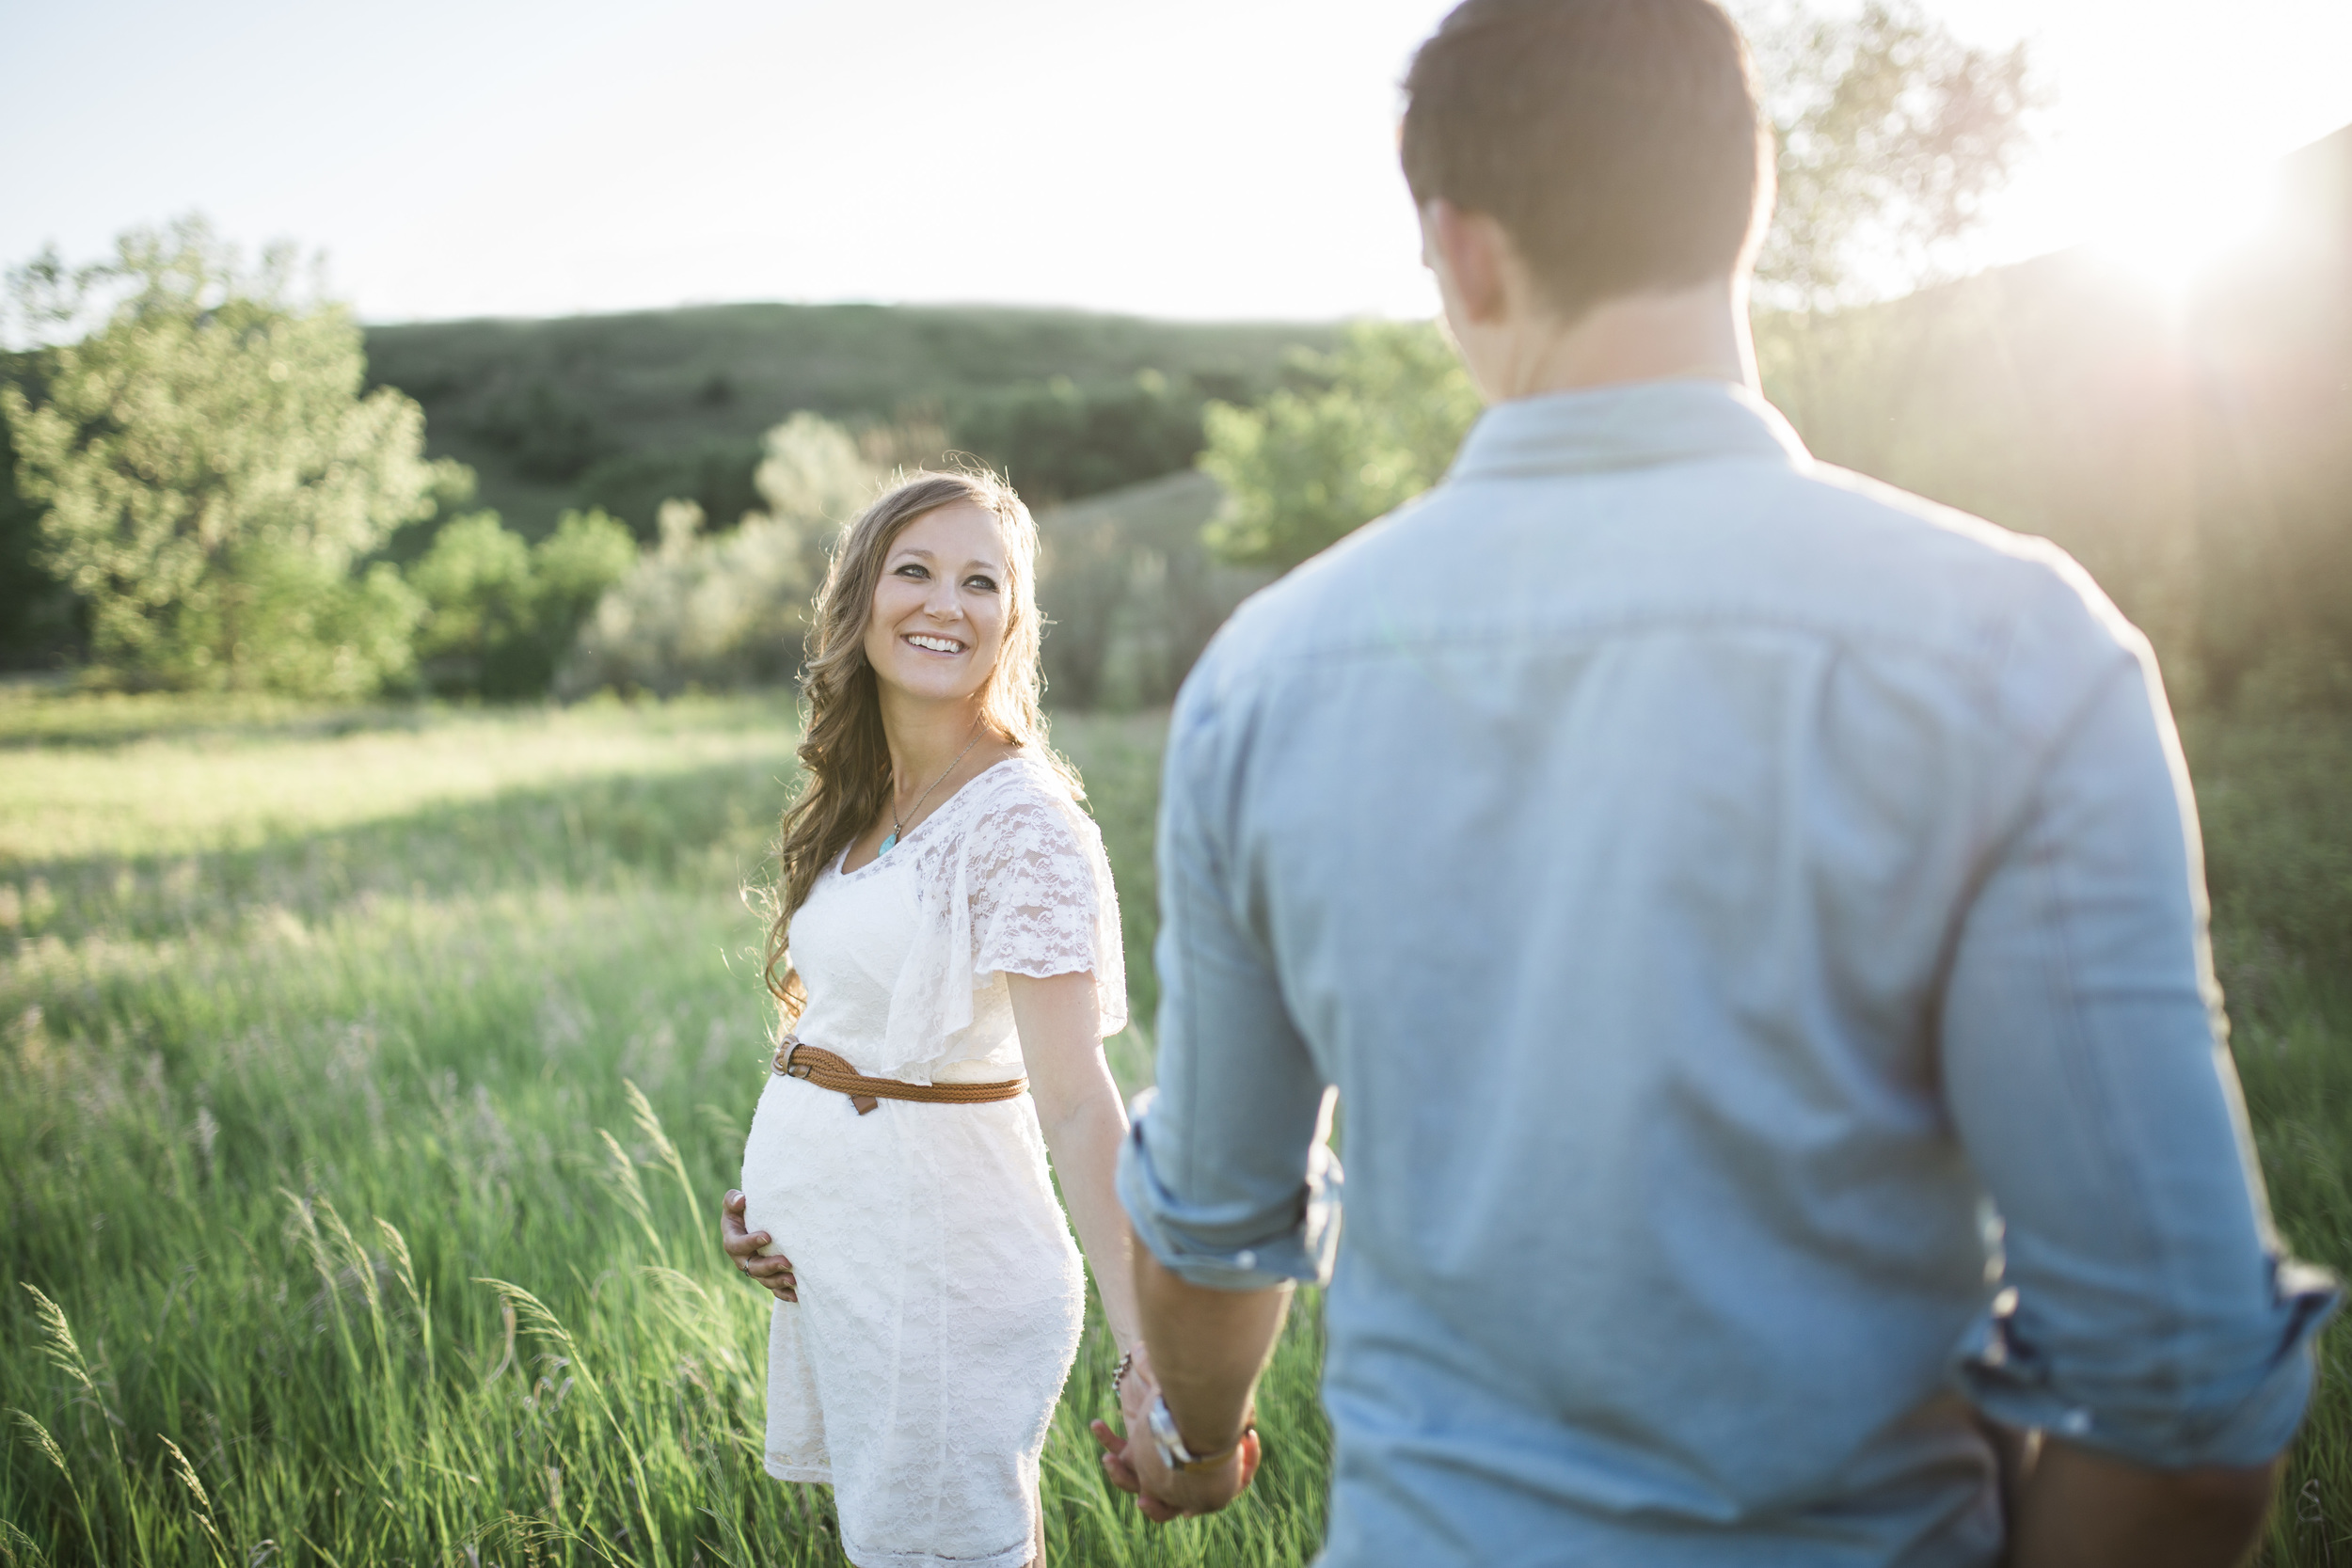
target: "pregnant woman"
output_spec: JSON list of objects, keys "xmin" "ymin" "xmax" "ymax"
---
[{"xmin": 721, "ymin": 468, "xmax": 1151, "ymax": 1567}]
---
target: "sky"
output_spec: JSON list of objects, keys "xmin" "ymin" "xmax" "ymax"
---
[{"xmin": 4, "ymin": 0, "xmax": 2349, "ymax": 326}]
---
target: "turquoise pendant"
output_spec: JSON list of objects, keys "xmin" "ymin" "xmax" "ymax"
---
[{"xmin": 877, "ymin": 830, "xmax": 898, "ymax": 856}]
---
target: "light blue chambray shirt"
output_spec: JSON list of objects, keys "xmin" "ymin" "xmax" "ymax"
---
[{"xmin": 1115, "ymin": 379, "xmax": 2337, "ymax": 1567}]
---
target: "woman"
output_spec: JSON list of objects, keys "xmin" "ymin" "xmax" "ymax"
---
[{"xmin": 719, "ymin": 468, "xmax": 1151, "ymax": 1568}]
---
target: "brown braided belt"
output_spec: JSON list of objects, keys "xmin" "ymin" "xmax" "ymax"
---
[{"xmin": 771, "ymin": 1037, "xmax": 1027, "ymax": 1117}]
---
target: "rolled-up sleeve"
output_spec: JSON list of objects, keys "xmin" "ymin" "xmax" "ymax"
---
[
  {"xmin": 1943, "ymin": 612, "xmax": 2338, "ymax": 1466},
  {"xmin": 1116, "ymin": 669, "xmax": 1341, "ymax": 1292}
]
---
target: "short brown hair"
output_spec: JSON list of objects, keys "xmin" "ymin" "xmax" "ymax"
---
[{"xmin": 1401, "ymin": 0, "xmax": 1773, "ymax": 322}]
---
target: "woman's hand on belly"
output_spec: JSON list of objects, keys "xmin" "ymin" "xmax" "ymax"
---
[{"xmin": 722, "ymin": 1189, "xmax": 798, "ymax": 1303}]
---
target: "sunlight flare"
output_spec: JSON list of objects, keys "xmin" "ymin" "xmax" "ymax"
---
[{"xmin": 2085, "ymin": 159, "xmax": 2284, "ymax": 299}]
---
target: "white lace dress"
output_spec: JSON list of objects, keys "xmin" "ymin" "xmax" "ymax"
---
[{"xmin": 738, "ymin": 756, "xmax": 1127, "ymax": 1568}]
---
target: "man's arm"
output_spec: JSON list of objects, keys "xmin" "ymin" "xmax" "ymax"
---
[
  {"xmin": 1939, "ymin": 602, "xmax": 2335, "ymax": 1555},
  {"xmin": 1121, "ymin": 1250, "xmax": 1290, "ymax": 1515},
  {"xmin": 2010, "ymin": 1440, "xmax": 2278, "ymax": 1568},
  {"xmin": 1109, "ymin": 674, "xmax": 1338, "ymax": 1519}
]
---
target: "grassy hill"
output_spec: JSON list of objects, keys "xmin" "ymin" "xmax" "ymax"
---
[{"xmin": 361, "ymin": 303, "xmax": 1340, "ymax": 546}]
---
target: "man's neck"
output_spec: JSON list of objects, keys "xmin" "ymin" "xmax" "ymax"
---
[{"xmin": 1468, "ymin": 277, "xmax": 1758, "ymax": 404}]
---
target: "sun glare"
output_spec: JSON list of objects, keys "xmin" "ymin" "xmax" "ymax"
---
[{"xmin": 2084, "ymin": 162, "xmax": 2285, "ymax": 301}]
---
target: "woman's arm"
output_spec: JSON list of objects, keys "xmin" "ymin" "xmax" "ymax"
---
[{"xmin": 1009, "ymin": 971, "xmax": 1144, "ymax": 1363}]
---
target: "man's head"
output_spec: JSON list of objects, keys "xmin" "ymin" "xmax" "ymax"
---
[{"xmin": 1402, "ymin": 0, "xmax": 1773, "ymax": 330}]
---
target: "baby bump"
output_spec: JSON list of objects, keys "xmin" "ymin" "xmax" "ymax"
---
[
  {"xmin": 739, "ymin": 1074, "xmax": 871, "ymax": 1269},
  {"xmin": 739, "ymin": 1077, "xmax": 1076, "ymax": 1292}
]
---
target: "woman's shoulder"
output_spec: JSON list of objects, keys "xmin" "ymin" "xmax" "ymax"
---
[
  {"xmin": 961, "ymin": 751, "xmax": 1083, "ymax": 813},
  {"xmin": 959, "ymin": 752, "xmax": 1098, "ymax": 852}
]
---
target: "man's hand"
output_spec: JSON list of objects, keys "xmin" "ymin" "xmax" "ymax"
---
[
  {"xmin": 1125, "ymin": 1404, "xmax": 1262, "ymax": 1518},
  {"xmin": 721, "ymin": 1189, "xmax": 797, "ymax": 1302},
  {"xmin": 1106, "ymin": 1247, "xmax": 1290, "ymax": 1520},
  {"xmin": 1089, "ymin": 1344, "xmax": 1262, "ymax": 1521}
]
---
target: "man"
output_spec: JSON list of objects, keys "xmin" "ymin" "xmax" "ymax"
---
[{"xmin": 1099, "ymin": 0, "xmax": 2338, "ymax": 1562}]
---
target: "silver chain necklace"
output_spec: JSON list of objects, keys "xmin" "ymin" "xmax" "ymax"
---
[{"xmin": 880, "ymin": 720, "xmax": 984, "ymax": 856}]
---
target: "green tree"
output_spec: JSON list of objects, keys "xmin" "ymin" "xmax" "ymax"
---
[
  {"xmin": 0, "ymin": 217, "xmax": 449, "ymax": 694},
  {"xmin": 749, "ymin": 408, "xmax": 886, "ymax": 588},
  {"xmin": 754, "ymin": 411, "xmax": 876, "ymax": 528},
  {"xmin": 1200, "ymin": 322, "xmax": 1481, "ymax": 571},
  {"xmin": 0, "ymin": 369, "xmax": 83, "ymax": 669},
  {"xmin": 1746, "ymin": 0, "xmax": 2040, "ymax": 307},
  {"xmin": 532, "ymin": 506, "xmax": 641, "ymax": 639},
  {"xmin": 409, "ymin": 507, "xmax": 636, "ymax": 697}
]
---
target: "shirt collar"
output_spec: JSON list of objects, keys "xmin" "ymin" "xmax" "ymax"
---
[{"xmin": 1448, "ymin": 377, "xmax": 1812, "ymax": 484}]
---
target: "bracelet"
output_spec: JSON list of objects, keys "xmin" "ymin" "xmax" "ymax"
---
[{"xmin": 1111, "ymin": 1351, "xmax": 1135, "ymax": 1398}]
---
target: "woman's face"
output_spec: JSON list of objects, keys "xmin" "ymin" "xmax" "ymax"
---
[{"xmin": 862, "ymin": 500, "xmax": 1010, "ymax": 708}]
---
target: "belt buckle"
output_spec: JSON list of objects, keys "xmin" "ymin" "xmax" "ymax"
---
[{"xmin": 777, "ymin": 1039, "xmax": 813, "ymax": 1080}]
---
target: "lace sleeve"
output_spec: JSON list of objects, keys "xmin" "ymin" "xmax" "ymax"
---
[
  {"xmin": 967, "ymin": 780, "xmax": 1129, "ymax": 1033},
  {"xmin": 872, "ymin": 763, "xmax": 1131, "ymax": 1079}
]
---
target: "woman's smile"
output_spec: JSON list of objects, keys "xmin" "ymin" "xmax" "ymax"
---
[{"xmin": 904, "ymin": 631, "xmax": 967, "ymax": 656}]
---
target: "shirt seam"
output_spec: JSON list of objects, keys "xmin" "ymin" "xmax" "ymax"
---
[
  {"xmin": 1212, "ymin": 605, "xmax": 2042, "ymax": 689},
  {"xmin": 1445, "ymin": 444, "xmax": 1799, "ymax": 486}
]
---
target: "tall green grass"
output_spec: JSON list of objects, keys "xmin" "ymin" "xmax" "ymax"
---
[
  {"xmin": 1, "ymin": 693, "xmax": 2344, "ymax": 1565},
  {"xmin": 0, "ymin": 693, "xmax": 1323, "ymax": 1567},
  {"xmin": 2185, "ymin": 716, "xmax": 2352, "ymax": 1565}
]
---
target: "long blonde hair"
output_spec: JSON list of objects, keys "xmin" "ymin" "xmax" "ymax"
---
[{"xmin": 763, "ymin": 467, "xmax": 1076, "ymax": 1024}]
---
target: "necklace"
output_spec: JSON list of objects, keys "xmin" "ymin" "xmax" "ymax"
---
[{"xmin": 880, "ymin": 721, "xmax": 985, "ymax": 856}]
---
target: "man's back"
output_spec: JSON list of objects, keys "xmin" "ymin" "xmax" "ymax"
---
[{"xmin": 1120, "ymin": 379, "xmax": 2328, "ymax": 1563}]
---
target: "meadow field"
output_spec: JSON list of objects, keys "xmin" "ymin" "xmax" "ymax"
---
[{"xmin": 2, "ymin": 689, "xmax": 2346, "ymax": 1566}]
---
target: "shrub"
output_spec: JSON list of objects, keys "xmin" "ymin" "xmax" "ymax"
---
[
  {"xmin": 411, "ymin": 509, "xmax": 636, "ymax": 697},
  {"xmin": 556, "ymin": 416, "xmax": 882, "ymax": 698},
  {"xmin": 557, "ymin": 502, "xmax": 812, "ymax": 698},
  {"xmin": 1200, "ymin": 322, "xmax": 1480, "ymax": 572}
]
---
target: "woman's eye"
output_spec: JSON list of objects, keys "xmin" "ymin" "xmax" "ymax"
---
[
  {"xmin": 964, "ymin": 575, "xmax": 998, "ymax": 593},
  {"xmin": 896, "ymin": 563, "xmax": 929, "ymax": 579}
]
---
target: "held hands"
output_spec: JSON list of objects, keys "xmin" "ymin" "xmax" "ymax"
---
[
  {"xmin": 1089, "ymin": 1343, "xmax": 1262, "ymax": 1522},
  {"xmin": 721, "ymin": 1189, "xmax": 797, "ymax": 1303}
]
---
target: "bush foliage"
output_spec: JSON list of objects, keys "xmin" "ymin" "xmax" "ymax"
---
[
  {"xmin": 1200, "ymin": 323, "xmax": 1480, "ymax": 573},
  {"xmin": 410, "ymin": 509, "xmax": 638, "ymax": 698},
  {"xmin": 559, "ymin": 415, "xmax": 880, "ymax": 698}
]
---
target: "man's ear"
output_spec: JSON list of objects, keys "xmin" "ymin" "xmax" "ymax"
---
[{"xmin": 1423, "ymin": 199, "xmax": 1509, "ymax": 325}]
